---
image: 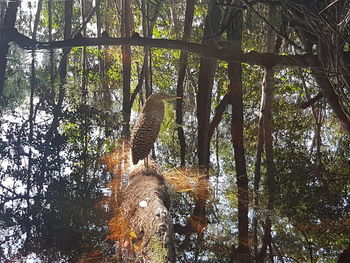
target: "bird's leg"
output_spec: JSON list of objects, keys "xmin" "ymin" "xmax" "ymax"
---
[{"xmin": 144, "ymin": 156, "xmax": 149, "ymax": 169}]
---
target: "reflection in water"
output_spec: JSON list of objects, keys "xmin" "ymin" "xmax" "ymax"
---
[{"xmin": 0, "ymin": 99, "xmax": 115, "ymax": 261}]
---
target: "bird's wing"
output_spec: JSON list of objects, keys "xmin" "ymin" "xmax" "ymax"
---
[{"xmin": 131, "ymin": 115, "xmax": 161, "ymax": 165}]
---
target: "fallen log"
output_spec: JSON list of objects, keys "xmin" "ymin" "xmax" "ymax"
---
[{"xmin": 108, "ymin": 166, "xmax": 176, "ymax": 263}]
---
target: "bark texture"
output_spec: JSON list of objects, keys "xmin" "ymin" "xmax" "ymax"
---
[{"xmin": 124, "ymin": 168, "xmax": 175, "ymax": 263}]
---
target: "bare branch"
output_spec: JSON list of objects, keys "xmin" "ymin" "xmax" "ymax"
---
[
  {"xmin": 208, "ymin": 94, "xmax": 229, "ymax": 142},
  {"xmin": 0, "ymin": 184, "xmax": 27, "ymax": 199},
  {"xmin": 130, "ymin": 54, "xmax": 147, "ymax": 106},
  {"xmin": 0, "ymin": 28, "xmax": 334, "ymax": 67},
  {"xmin": 239, "ymin": 0, "xmax": 299, "ymax": 49},
  {"xmin": 300, "ymin": 92, "xmax": 324, "ymax": 109}
]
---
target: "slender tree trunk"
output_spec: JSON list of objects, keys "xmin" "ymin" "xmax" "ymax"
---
[
  {"xmin": 32, "ymin": 0, "xmax": 42, "ymax": 39},
  {"xmin": 197, "ymin": 58, "xmax": 216, "ymax": 167},
  {"xmin": 228, "ymin": 74, "xmax": 250, "ymax": 262},
  {"xmin": 0, "ymin": 2, "xmax": 5, "ymax": 28},
  {"xmin": 81, "ymin": 0, "xmax": 89, "ymax": 183},
  {"xmin": 197, "ymin": 0, "xmax": 223, "ymax": 167},
  {"xmin": 133, "ymin": 0, "xmax": 162, "ymax": 103},
  {"xmin": 27, "ymin": 0, "xmax": 42, "ymax": 196},
  {"xmin": 256, "ymin": 68, "xmax": 274, "ymax": 263},
  {"xmin": 47, "ymin": 0, "xmax": 54, "ymax": 92},
  {"xmin": 28, "ymin": 0, "xmax": 43, "ymax": 196},
  {"xmin": 56, "ymin": 0, "xmax": 72, "ymax": 105},
  {"xmin": 96, "ymin": 1, "xmax": 112, "ymax": 113},
  {"xmin": 39, "ymin": 0, "xmax": 72, "ymax": 186},
  {"xmin": 64, "ymin": 0, "xmax": 73, "ymax": 40},
  {"xmin": 141, "ymin": 0, "xmax": 151, "ymax": 98},
  {"xmin": 121, "ymin": 0, "xmax": 132, "ymax": 138},
  {"xmin": 141, "ymin": 0, "xmax": 163, "ymax": 99},
  {"xmin": 253, "ymin": 96, "xmax": 264, "ymax": 257},
  {"xmin": 299, "ymin": 70, "xmax": 323, "ymax": 169},
  {"xmin": 188, "ymin": 1, "xmax": 224, "ymax": 258},
  {"xmin": 24, "ymin": 3, "xmax": 40, "ymax": 246},
  {"xmin": 176, "ymin": 0, "xmax": 195, "ymax": 167},
  {"xmin": 257, "ymin": 5, "xmax": 277, "ymax": 262},
  {"xmin": 226, "ymin": 5, "xmax": 250, "ymax": 262},
  {"xmin": 0, "ymin": 0, "xmax": 20, "ymax": 96},
  {"xmin": 257, "ymin": 74, "xmax": 275, "ymax": 256}
]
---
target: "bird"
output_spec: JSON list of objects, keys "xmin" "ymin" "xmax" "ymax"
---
[{"xmin": 131, "ymin": 93, "xmax": 181, "ymax": 168}]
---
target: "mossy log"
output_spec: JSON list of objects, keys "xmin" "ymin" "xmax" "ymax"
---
[{"xmin": 122, "ymin": 168, "xmax": 175, "ymax": 263}]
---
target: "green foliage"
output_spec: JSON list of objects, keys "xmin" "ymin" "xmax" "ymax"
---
[{"xmin": 0, "ymin": 46, "xmax": 29, "ymax": 113}]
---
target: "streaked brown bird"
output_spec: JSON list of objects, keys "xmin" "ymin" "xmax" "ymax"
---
[{"xmin": 131, "ymin": 93, "xmax": 181, "ymax": 168}]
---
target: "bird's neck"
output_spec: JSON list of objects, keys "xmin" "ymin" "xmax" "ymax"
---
[{"xmin": 143, "ymin": 100, "xmax": 164, "ymax": 115}]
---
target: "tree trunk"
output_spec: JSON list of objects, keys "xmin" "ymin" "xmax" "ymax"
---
[
  {"xmin": 98, "ymin": 4, "xmax": 111, "ymax": 111},
  {"xmin": 253, "ymin": 95, "xmax": 264, "ymax": 257},
  {"xmin": 338, "ymin": 246, "xmax": 350, "ymax": 263},
  {"xmin": 197, "ymin": 0, "xmax": 223, "ymax": 167},
  {"xmin": 141, "ymin": 0, "xmax": 151, "ymax": 98},
  {"xmin": 197, "ymin": 57, "xmax": 216, "ymax": 167},
  {"xmin": 32, "ymin": 0, "xmax": 42, "ymax": 40},
  {"xmin": 256, "ymin": 67, "xmax": 275, "ymax": 263},
  {"xmin": 226, "ymin": 4, "xmax": 250, "ymax": 262},
  {"xmin": 189, "ymin": 1, "xmax": 224, "ymax": 258},
  {"xmin": 256, "ymin": 5, "xmax": 277, "ymax": 262},
  {"xmin": 228, "ymin": 73, "xmax": 250, "ymax": 263},
  {"xmin": 132, "ymin": 0, "xmax": 163, "ymax": 103},
  {"xmin": 176, "ymin": 0, "xmax": 195, "ymax": 167},
  {"xmin": 40, "ymin": 0, "xmax": 73, "ymax": 182},
  {"xmin": 47, "ymin": 0, "xmax": 54, "ymax": 91},
  {"xmin": 121, "ymin": 0, "xmax": 132, "ymax": 138},
  {"xmin": 0, "ymin": 0, "xmax": 20, "ymax": 96}
]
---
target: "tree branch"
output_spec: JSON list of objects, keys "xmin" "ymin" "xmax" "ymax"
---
[
  {"xmin": 129, "ymin": 54, "xmax": 147, "ymax": 106},
  {"xmin": 312, "ymin": 68, "xmax": 350, "ymax": 133},
  {"xmin": 208, "ymin": 93, "xmax": 229, "ymax": 142},
  {"xmin": 0, "ymin": 28, "xmax": 336, "ymax": 67},
  {"xmin": 299, "ymin": 92, "xmax": 324, "ymax": 109},
  {"xmin": 0, "ymin": 184, "xmax": 27, "ymax": 199},
  {"xmin": 239, "ymin": 0, "xmax": 299, "ymax": 49}
]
